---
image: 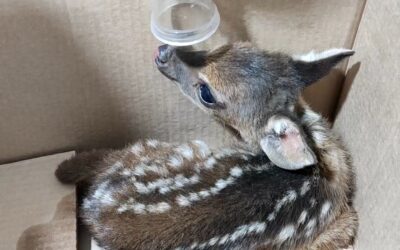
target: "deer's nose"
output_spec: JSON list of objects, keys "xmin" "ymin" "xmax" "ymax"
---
[{"xmin": 155, "ymin": 45, "xmax": 174, "ymax": 65}]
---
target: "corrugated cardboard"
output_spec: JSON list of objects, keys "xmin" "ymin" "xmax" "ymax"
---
[
  {"xmin": 0, "ymin": 152, "xmax": 76, "ymax": 250},
  {"xmin": 334, "ymin": 0, "xmax": 400, "ymax": 248},
  {"xmin": 2, "ymin": 1, "xmax": 398, "ymax": 250},
  {"xmin": 0, "ymin": 0, "xmax": 365, "ymax": 164}
]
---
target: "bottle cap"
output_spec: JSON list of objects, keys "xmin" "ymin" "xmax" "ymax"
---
[{"xmin": 151, "ymin": 0, "xmax": 220, "ymax": 46}]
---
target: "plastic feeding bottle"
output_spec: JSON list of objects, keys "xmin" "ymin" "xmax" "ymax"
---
[{"xmin": 151, "ymin": 0, "xmax": 220, "ymax": 46}]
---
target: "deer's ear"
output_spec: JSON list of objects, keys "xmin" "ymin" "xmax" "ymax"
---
[
  {"xmin": 292, "ymin": 48, "xmax": 354, "ymax": 86},
  {"xmin": 260, "ymin": 116, "xmax": 317, "ymax": 170}
]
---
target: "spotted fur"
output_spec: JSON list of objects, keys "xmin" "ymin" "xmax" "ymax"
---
[{"xmin": 56, "ymin": 43, "xmax": 357, "ymax": 249}]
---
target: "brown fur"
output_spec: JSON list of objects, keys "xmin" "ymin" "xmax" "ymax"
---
[
  {"xmin": 55, "ymin": 149, "xmax": 112, "ymax": 184},
  {"xmin": 305, "ymin": 207, "xmax": 358, "ymax": 250},
  {"xmin": 56, "ymin": 43, "xmax": 358, "ymax": 249}
]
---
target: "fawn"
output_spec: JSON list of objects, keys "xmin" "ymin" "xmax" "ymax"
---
[{"xmin": 56, "ymin": 43, "xmax": 358, "ymax": 250}]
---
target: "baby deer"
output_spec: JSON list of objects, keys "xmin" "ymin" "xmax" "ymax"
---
[{"xmin": 56, "ymin": 43, "xmax": 357, "ymax": 250}]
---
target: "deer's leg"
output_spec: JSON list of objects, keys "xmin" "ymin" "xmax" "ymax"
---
[
  {"xmin": 306, "ymin": 207, "xmax": 358, "ymax": 250},
  {"xmin": 55, "ymin": 149, "xmax": 112, "ymax": 184}
]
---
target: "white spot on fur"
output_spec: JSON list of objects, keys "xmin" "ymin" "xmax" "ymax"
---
[
  {"xmin": 175, "ymin": 168, "xmax": 242, "ymax": 207},
  {"xmin": 134, "ymin": 182, "xmax": 150, "ymax": 194},
  {"xmin": 190, "ymin": 242, "xmax": 198, "ymax": 249},
  {"xmin": 219, "ymin": 234, "xmax": 229, "ymax": 245},
  {"xmin": 277, "ymin": 225, "xmax": 295, "ymax": 242},
  {"xmin": 149, "ymin": 164, "xmax": 169, "ymax": 176},
  {"xmin": 304, "ymin": 108, "xmax": 321, "ymax": 122},
  {"xmin": 117, "ymin": 200, "xmax": 171, "ymax": 214},
  {"xmin": 147, "ymin": 202, "xmax": 171, "ymax": 213},
  {"xmin": 312, "ymin": 130, "xmax": 326, "ymax": 146},
  {"xmin": 293, "ymin": 48, "xmax": 353, "ymax": 62},
  {"xmin": 245, "ymin": 164, "xmax": 271, "ymax": 172},
  {"xmin": 204, "ymin": 157, "xmax": 217, "ymax": 169},
  {"xmin": 140, "ymin": 156, "xmax": 150, "ymax": 162},
  {"xmin": 133, "ymin": 163, "xmax": 169, "ymax": 178},
  {"xmin": 104, "ymin": 161, "xmax": 123, "ymax": 176},
  {"xmin": 147, "ymin": 178, "xmax": 173, "ymax": 191},
  {"xmin": 174, "ymin": 174, "xmax": 188, "ymax": 188},
  {"xmin": 100, "ymin": 192, "xmax": 115, "ymax": 206},
  {"xmin": 227, "ymin": 222, "xmax": 266, "ymax": 244},
  {"xmin": 146, "ymin": 139, "xmax": 160, "ymax": 148},
  {"xmin": 214, "ymin": 148, "xmax": 237, "ymax": 159},
  {"xmin": 279, "ymin": 190, "xmax": 297, "ymax": 208},
  {"xmin": 208, "ymin": 237, "xmax": 219, "ymax": 246},
  {"xmin": 241, "ymin": 155, "xmax": 249, "ymax": 160},
  {"xmin": 132, "ymin": 163, "xmax": 146, "ymax": 176},
  {"xmin": 117, "ymin": 204, "xmax": 129, "ymax": 213},
  {"xmin": 178, "ymin": 222, "xmax": 266, "ymax": 248},
  {"xmin": 190, "ymin": 175, "xmax": 200, "ymax": 183},
  {"xmin": 310, "ymin": 198, "xmax": 317, "ymax": 207},
  {"xmin": 134, "ymin": 174, "xmax": 200, "ymax": 195},
  {"xmin": 176, "ymin": 195, "xmax": 191, "ymax": 207},
  {"xmin": 268, "ymin": 190, "xmax": 297, "ymax": 221},
  {"xmin": 131, "ymin": 203, "xmax": 146, "ymax": 214},
  {"xmin": 300, "ymin": 181, "xmax": 311, "ymax": 196},
  {"xmin": 305, "ymin": 218, "xmax": 317, "ymax": 237},
  {"xmin": 175, "ymin": 144, "xmax": 194, "ymax": 160},
  {"xmin": 215, "ymin": 178, "xmax": 231, "ymax": 189},
  {"xmin": 219, "ymin": 176, "xmax": 234, "ymax": 190},
  {"xmin": 210, "ymin": 187, "xmax": 219, "ymax": 194},
  {"xmin": 93, "ymin": 181, "xmax": 115, "ymax": 205},
  {"xmin": 298, "ymin": 210, "xmax": 308, "ymax": 225},
  {"xmin": 159, "ymin": 186, "xmax": 171, "ymax": 194},
  {"xmin": 122, "ymin": 169, "xmax": 132, "ymax": 176},
  {"xmin": 82, "ymin": 198, "xmax": 92, "ymax": 210},
  {"xmin": 320, "ymin": 201, "xmax": 332, "ymax": 219},
  {"xmin": 199, "ymin": 190, "xmax": 211, "ymax": 198},
  {"xmin": 267, "ymin": 214, "xmax": 275, "ymax": 221},
  {"xmin": 168, "ymin": 155, "xmax": 184, "ymax": 168},
  {"xmin": 192, "ymin": 140, "xmax": 211, "ymax": 158},
  {"xmin": 198, "ymin": 242, "xmax": 207, "ymax": 249},
  {"xmin": 130, "ymin": 143, "xmax": 144, "ymax": 155},
  {"xmin": 249, "ymin": 222, "xmax": 267, "ymax": 233},
  {"xmin": 230, "ymin": 166, "xmax": 243, "ymax": 177},
  {"xmin": 189, "ymin": 192, "xmax": 200, "ymax": 202},
  {"xmin": 230, "ymin": 225, "xmax": 248, "ymax": 241}
]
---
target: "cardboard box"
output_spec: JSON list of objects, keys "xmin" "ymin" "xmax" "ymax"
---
[
  {"xmin": 0, "ymin": 152, "xmax": 76, "ymax": 250},
  {"xmin": 0, "ymin": 1, "xmax": 399, "ymax": 249}
]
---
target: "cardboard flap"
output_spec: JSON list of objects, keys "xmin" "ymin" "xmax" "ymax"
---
[{"xmin": 0, "ymin": 152, "xmax": 76, "ymax": 250}]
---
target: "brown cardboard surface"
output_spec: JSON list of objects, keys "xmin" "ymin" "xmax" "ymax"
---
[
  {"xmin": 0, "ymin": 0, "xmax": 365, "ymax": 164},
  {"xmin": 334, "ymin": 0, "xmax": 400, "ymax": 248},
  {"xmin": 0, "ymin": 152, "xmax": 76, "ymax": 250}
]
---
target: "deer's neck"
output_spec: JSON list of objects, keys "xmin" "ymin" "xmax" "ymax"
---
[{"xmin": 298, "ymin": 103, "xmax": 355, "ymax": 204}]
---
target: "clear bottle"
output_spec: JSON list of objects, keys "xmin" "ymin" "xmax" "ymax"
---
[{"xmin": 151, "ymin": 0, "xmax": 220, "ymax": 46}]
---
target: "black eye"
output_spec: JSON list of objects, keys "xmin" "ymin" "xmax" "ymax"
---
[{"xmin": 199, "ymin": 84, "xmax": 216, "ymax": 106}]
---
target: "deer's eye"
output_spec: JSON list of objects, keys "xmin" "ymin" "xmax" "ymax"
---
[{"xmin": 198, "ymin": 84, "xmax": 216, "ymax": 106}]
